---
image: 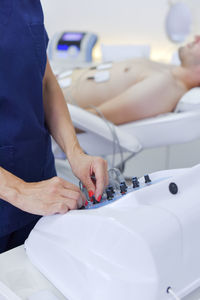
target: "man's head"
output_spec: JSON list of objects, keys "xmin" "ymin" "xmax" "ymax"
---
[{"xmin": 179, "ymin": 36, "xmax": 200, "ymax": 68}]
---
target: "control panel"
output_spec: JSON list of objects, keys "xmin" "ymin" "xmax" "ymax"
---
[{"xmin": 80, "ymin": 168, "xmax": 169, "ymax": 210}]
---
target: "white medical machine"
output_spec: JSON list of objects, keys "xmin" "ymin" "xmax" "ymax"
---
[
  {"xmin": 25, "ymin": 164, "xmax": 200, "ymax": 300},
  {"xmin": 0, "ymin": 281, "xmax": 21, "ymax": 300},
  {"xmin": 48, "ymin": 31, "xmax": 98, "ymax": 72}
]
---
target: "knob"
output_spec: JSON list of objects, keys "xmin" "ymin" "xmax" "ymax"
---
[
  {"xmin": 169, "ymin": 182, "xmax": 178, "ymax": 195},
  {"xmin": 106, "ymin": 186, "xmax": 115, "ymax": 200},
  {"xmin": 144, "ymin": 174, "xmax": 151, "ymax": 184},
  {"xmin": 132, "ymin": 177, "xmax": 139, "ymax": 188},
  {"xmin": 120, "ymin": 181, "xmax": 127, "ymax": 195}
]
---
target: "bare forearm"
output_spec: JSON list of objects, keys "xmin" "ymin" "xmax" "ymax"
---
[
  {"xmin": 43, "ymin": 61, "xmax": 83, "ymax": 161},
  {"xmin": 42, "ymin": 61, "xmax": 108, "ymax": 199},
  {"xmin": 0, "ymin": 167, "xmax": 85, "ymax": 215},
  {"xmin": 0, "ymin": 167, "xmax": 23, "ymax": 205}
]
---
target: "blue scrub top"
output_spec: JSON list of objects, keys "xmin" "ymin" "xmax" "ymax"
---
[{"xmin": 0, "ymin": 0, "xmax": 56, "ymax": 237}]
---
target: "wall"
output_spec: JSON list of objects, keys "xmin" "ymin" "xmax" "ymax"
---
[{"xmin": 41, "ymin": 0, "xmax": 200, "ymax": 62}]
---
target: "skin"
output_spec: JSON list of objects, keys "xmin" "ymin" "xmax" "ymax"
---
[
  {"xmin": 0, "ymin": 59, "xmax": 108, "ymax": 216},
  {"xmin": 62, "ymin": 36, "xmax": 200, "ymax": 125}
]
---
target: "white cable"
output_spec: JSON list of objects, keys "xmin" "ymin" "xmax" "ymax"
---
[
  {"xmin": 89, "ymin": 105, "xmax": 124, "ymax": 171},
  {"xmin": 167, "ymin": 287, "xmax": 181, "ymax": 300}
]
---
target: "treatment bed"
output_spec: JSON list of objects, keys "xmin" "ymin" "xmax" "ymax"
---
[{"xmin": 52, "ymin": 87, "xmax": 200, "ymax": 180}]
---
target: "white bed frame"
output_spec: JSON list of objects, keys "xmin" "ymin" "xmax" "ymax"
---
[{"xmin": 67, "ymin": 104, "xmax": 200, "ymax": 156}]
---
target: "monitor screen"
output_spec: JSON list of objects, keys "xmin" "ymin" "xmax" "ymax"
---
[{"xmin": 61, "ymin": 33, "xmax": 83, "ymax": 41}]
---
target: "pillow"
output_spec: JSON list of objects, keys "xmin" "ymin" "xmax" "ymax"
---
[
  {"xmin": 101, "ymin": 44, "xmax": 151, "ymax": 62},
  {"xmin": 175, "ymin": 87, "xmax": 200, "ymax": 112}
]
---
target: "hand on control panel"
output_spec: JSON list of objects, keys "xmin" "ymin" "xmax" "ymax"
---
[{"xmin": 80, "ymin": 169, "xmax": 153, "ymax": 209}]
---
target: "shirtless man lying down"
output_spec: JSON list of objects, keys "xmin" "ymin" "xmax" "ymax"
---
[{"xmin": 60, "ymin": 36, "xmax": 200, "ymax": 125}]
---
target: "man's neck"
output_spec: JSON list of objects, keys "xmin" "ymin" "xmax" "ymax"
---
[{"xmin": 172, "ymin": 65, "xmax": 200, "ymax": 90}]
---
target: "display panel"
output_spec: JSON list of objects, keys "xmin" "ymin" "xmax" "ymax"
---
[{"xmin": 61, "ymin": 32, "xmax": 83, "ymax": 41}]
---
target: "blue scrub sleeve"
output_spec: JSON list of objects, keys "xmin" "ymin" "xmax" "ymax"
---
[{"xmin": 44, "ymin": 27, "xmax": 49, "ymax": 49}]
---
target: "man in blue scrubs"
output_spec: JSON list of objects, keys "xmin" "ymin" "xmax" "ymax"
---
[{"xmin": 0, "ymin": 0, "xmax": 108, "ymax": 253}]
